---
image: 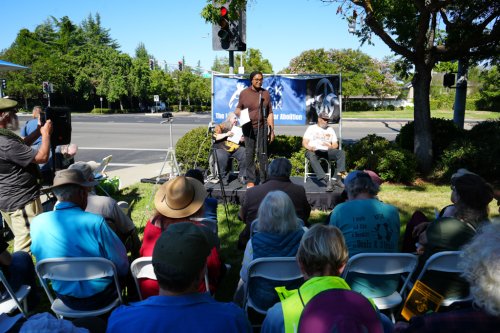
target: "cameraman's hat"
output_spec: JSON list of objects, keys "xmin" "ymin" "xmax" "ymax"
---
[{"xmin": 0, "ymin": 99, "xmax": 17, "ymax": 112}]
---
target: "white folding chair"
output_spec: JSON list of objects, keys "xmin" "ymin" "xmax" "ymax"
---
[
  {"xmin": 93, "ymin": 155, "xmax": 112, "ymax": 180},
  {"xmin": 130, "ymin": 257, "xmax": 156, "ymax": 301},
  {"xmin": 35, "ymin": 257, "xmax": 123, "ymax": 318},
  {"xmin": 414, "ymin": 251, "xmax": 472, "ymax": 307},
  {"xmin": 243, "ymin": 257, "xmax": 303, "ymax": 315},
  {"xmin": 304, "ymin": 157, "xmax": 332, "ymax": 183},
  {"xmin": 341, "ymin": 253, "xmax": 418, "ymax": 322},
  {"xmin": 0, "ymin": 271, "xmax": 31, "ymax": 317},
  {"xmin": 130, "ymin": 257, "xmax": 210, "ymax": 300}
]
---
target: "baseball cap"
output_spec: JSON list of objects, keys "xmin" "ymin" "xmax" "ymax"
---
[
  {"xmin": 344, "ymin": 170, "xmax": 382, "ymax": 188},
  {"xmin": 318, "ymin": 111, "xmax": 330, "ymax": 119},
  {"xmin": 152, "ymin": 222, "xmax": 218, "ymax": 280}
]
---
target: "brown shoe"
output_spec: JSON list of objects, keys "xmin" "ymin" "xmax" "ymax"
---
[{"xmin": 246, "ymin": 182, "xmax": 255, "ymax": 189}]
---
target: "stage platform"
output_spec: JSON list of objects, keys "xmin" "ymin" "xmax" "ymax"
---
[{"xmin": 141, "ymin": 176, "xmax": 344, "ymax": 211}]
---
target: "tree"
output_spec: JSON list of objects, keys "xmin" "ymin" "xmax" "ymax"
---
[
  {"xmin": 281, "ymin": 48, "xmax": 401, "ymax": 97},
  {"xmin": 321, "ymin": 0, "xmax": 500, "ymax": 173},
  {"xmin": 211, "ymin": 48, "xmax": 273, "ymax": 74}
]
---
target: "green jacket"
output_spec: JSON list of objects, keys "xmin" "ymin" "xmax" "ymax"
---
[{"xmin": 275, "ymin": 276, "xmax": 375, "ymax": 333}]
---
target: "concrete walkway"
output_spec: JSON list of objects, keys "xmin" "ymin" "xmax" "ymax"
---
[{"xmin": 106, "ymin": 161, "xmax": 177, "ymax": 189}]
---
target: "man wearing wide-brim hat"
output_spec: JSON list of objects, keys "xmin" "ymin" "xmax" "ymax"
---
[
  {"xmin": 30, "ymin": 169, "xmax": 128, "ymax": 310},
  {"xmin": 0, "ymin": 98, "xmax": 52, "ymax": 252}
]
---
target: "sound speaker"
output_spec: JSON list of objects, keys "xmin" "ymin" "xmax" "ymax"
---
[{"xmin": 43, "ymin": 108, "xmax": 72, "ymax": 145}]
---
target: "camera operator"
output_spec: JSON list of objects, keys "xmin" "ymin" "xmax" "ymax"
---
[
  {"xmin": 0, "ymin": 99, "xmax": 52, "ymax": 253},
  {"xmin": 213, "ymin": 112, "xmax": 246, "ymax": 186}
]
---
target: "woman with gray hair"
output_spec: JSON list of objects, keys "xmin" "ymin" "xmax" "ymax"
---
[
  {"xmin": 234, "ymin": 190, "xmax": 305, "ymax": 309},
  {"xmin": 395, "ymin": 222, "xmax": 500, "ymax": 332}
]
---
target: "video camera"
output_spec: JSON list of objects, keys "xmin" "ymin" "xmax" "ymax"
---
[{"xmin": 40, "ymin": 107, "xmax": 72, "ymax": 145}]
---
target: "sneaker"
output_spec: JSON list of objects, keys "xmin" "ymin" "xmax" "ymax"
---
[
  {"xmin": 326, "ymin": 181, "xmax": 335, "ymax": 192},
  {"xmin": 246, "ymin": 182, "xmax": 255, "ymax": 189}
]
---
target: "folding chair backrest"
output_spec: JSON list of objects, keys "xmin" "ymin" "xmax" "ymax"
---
[
  {"xmin": 130, "ymin": 257, "xmax": 155, "ymax": 301},
  {"xmin": 0, "ymin": 271, "xmax": 30, "ymax": 317},
  {"xmin": 416, "ymin": 251, "xmax": 463, "ymax": 280},
  {"xmin": 342, "ymin": 253, "xmax": 418, "ymax": 293},
  {"xmin": 93, "ymin": 155, "xmax": 112, "ymax": 179},
  {"xmin": 36, "ymin": 257, "xmax": 123, "ymax": 304},
  {"xmin": 244, "ymin": 257, "xmax": 303, "ymax": 314}
]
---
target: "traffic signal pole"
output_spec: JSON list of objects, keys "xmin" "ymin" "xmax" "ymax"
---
[{"xmin": 228, "ymin": 50, "xmax": 234, "ymax": 74}]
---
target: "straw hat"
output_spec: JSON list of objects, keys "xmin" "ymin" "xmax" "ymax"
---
[{"xmin": 154, "ymin": 176, "xmax": 206, "ymax": 218}]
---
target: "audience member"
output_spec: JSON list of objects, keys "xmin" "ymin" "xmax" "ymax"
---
[
  {"xmin": 0, "ymin": 232, "xmax": 39, "ymax": 310},
  {"xmin": 411, "ymin": 172, "xmax": 493, "ymax": 299},
  {"xmin": 20, "ymin": 105, "xmax": 43, "ymax": 147},
  {"xmin": 30, "ymin": 169, "xmax": 128, "ymax": 310},
  {"xmin": 395, "ymin": 222, "xmax": 500, "ymax": 333},
  {"xmin": 234, "ymin": 191, "xmax": 305, "ymax": 309},
  {"xmin": 68, "ymin": 161, "xmax": 141, "ymax": 258},
  {"xmin": 261, "ymin": 224, "xmax": 390, "ymax": 333},
  {"xmin": 185, "ymin": 168, "xmax": 218, "ymax": 222},
  {"xmin": 139, "ymin": 176, "xmax": 224, "ymax": 298},
  {"xmin": 212, "ymin": 112, "xmax": 246, "ymax": 185},
  {"xmin": 238, "ymin": 158, "xmax": 311, "ymax": 248},
  {"xmin": 0, "ymin": 98, "xmax": 52, "ymax": 252},
  {"xmin": 329, "ymin": 170, "xmax": 400, "ymax": 298},
  {"xmin": 402, "ymin": 168, "xmax": 475, "ymax": 253},
  {"xmin": 302, "ymin": 111, "xmax": 346, "ymax": 192},
  {"xmin": 107, "ymin": 222, "xmax": 251, "ymax": 333}
]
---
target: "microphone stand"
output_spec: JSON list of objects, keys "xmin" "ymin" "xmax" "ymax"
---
[{"xmin": 256, "ymin": 91, "xmax": 268, "ymax": 183}]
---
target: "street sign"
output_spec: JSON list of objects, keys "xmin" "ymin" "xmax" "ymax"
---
[{"xmin": 154, "ymin": 95, "xmax": 160, "ymax": 102}]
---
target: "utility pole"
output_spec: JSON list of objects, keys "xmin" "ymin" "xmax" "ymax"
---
[{"xmin": 453, "ymin": 59, "xmax": 468, "ymax": 129}]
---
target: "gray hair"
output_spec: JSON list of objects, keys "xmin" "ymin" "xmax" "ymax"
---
[
  {"xmin": 221, "ymin": 112, "xmax": 237, "ymax": 130},
  {"xmin": 52, "ymin": 184, "xmax": 83, "ymax": 202},
  {"xmin": 256, "ymin": 191, "xmax": 299, "ymax": 234},
  {"xmin": 267, "ymin": 158, "xmax": 292, "ymax": 178},
  {"xmin": 460, "ymin": 223, "xmax": 500, "ymax": 316},
  {"xmin": 297, "ymin": 224, "xmax": 349, "ymax": 277},
  {"xmin": 346, "ymin": 172, "xmax": 379, "ymax": 199}
]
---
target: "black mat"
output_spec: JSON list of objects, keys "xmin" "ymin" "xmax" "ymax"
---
[{"xmin": 141, "ymin": 176, "xmax": 344, "ymax": 211}]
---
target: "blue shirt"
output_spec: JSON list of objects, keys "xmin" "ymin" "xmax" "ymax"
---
[
  {"xmin": 107, "ymin": 293, "xmax": 251, "ymax": 333},
  {"xmin": 31, "ymin": 201, "xmax": 128, "ymax": 298},
  {"xmin": 21, "ymin": 119, "xmax": 41, "ymax": 146},
  {"xmin": 330, "ymin": 198, "xmax": 400, "ymax": 297}
]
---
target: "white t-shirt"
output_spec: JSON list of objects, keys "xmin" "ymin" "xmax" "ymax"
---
[{"xmin": 303, "ymin": 125, "xmax": 338, "ymax": 151}]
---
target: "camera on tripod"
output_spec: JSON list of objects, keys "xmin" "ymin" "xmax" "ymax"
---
[{"xmin": 162, "ymin": 112, "xmax": 173, "ymax": 119}]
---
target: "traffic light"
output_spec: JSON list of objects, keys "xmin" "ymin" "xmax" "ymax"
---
[
  {"xmin": 149, "ymin": 58, "xmax": 154, "ymax": 70},
  {"xmin": 42, "ymin": 81, "xmax": 49, "ymax": 93},
  {"xmin": 443, "ymin": 73, "xmax": 455, "ymax": 87},
  {"xmin": 1, "ymin": 79, "xmax": 6, "ymax": 90},
  {"xmin": 212, "ymin": 1, "xmax": 246, "ymax": 51},
  {"xmin": 178, "ymin": 61, "xmax": 183, "ymax": 71}
]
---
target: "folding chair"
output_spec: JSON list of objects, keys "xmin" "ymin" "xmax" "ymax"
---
[
  {"xmin": 414, "ymin": 251, "xmax": 471, "ymax": 307},
  {"xmin": 243, "ymin": 257, "xmax": 303, "ymax": 316},
  {"xmin": 341, "ymin": 253, "xmax": 418, "ymax": 322},
  {"xmin": 0, "ymin": 271, "xmax": 30, "ymax": 317},
  {"xmin": 35, "ymin": 257, "xmax": 123, "ymax": 318},
  {"xmin": 304, "ymin": 157, "xmax": 332, "ymax": 183},
  {"xmin": 130, "ymin": 257, "xmax": 210, "ymax": 300},
  {"xmin": 93, "ymin": 155, "xmax": 112, "ymax": 180}
]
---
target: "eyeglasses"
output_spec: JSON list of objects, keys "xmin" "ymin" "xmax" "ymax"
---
[{"xmin": 252, "ymin": 78, "xmax": 263, "ymax": 82}]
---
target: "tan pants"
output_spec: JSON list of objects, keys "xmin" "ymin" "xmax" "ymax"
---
[{"xmin": 1, "ymin": 198, "xmax": 42, "ymax": 253}]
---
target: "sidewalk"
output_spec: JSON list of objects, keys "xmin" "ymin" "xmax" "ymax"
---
[{"xmin": 106, "ymin": 161, "xmax": 175, "ymax": 189}]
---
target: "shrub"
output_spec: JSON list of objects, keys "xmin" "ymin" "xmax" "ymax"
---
[
  {"xmin": 432, "ymin": 120, "xmax": 500, "ymax": 183},
  {"xmin": 346, "ymin": 134, "xmax": 417, "ymax": 183},
  {"xmin": 396, "ymin": 118, "xmax": 464, "ymax": 165},
  {"xmin": 175, "ymin": 127, "xmax": 212, "ymax": 173},
  {"xmin": 268, "ymin": 135, "xmax": 302, "ymax": 159}
]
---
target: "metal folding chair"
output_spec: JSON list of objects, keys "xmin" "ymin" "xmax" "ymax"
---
[{"xmin": 0, "ymin": 271, "xmax": 30, "ymax": 317}]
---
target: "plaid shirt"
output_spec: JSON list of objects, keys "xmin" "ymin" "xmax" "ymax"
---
[{"xmin": 396, "ymin": 308, "xmax": 500, "ymax": 333}]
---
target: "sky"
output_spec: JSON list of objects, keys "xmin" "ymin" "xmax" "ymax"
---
[{"xmin": 0, "ymin": 0, "xmax": 395, "ymax": 73}]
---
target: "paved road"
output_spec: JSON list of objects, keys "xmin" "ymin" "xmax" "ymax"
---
[{"xmin": 15, "ymin": 113, "xmax": 411, "ymax": 171}]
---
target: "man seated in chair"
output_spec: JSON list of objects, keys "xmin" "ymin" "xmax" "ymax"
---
[
  {"xmin": 30, "ymin": 169, "xmax": 128, "ymax": 311},
  {"xmin": 107, "ymin": 222, "xmax": 251, "ymax": 333},
  {"xmin": 261, "ymin": 224, "xmax": 392, "ymax": 333},
  {"xmin": 68, "ymin": 161, "xmax": 141, "ymax": 259},
  {"xmin": 213, "ymin": 112, "xmax": 246, "ymax": 186},
  {"xmin": 302, "ymin": 111, "xmax": 346, "ymax": 192}
]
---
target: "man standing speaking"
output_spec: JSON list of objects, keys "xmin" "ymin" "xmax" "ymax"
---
[{"xmin": 235, "ymin": 71, "xmax": 274, "ymax": 188}]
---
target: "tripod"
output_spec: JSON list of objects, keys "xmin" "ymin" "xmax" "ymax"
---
[
  {"xmin": 209, "ymin": 125, "xmax": 232, "ymax": 231},
  {"xmin": 156, "ymin": 116, "xmax": 180, "ymax": 183}
]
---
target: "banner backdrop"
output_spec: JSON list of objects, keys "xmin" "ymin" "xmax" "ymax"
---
[{"xmin": 212, "ymin": 75, "xmax": 341, "ymax": 125}]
